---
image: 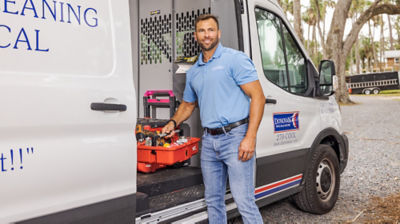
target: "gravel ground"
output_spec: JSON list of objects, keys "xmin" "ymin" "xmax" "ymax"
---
[{"xmin": 235, "ymin": 95, "xmax": 400, "ymax": 223}]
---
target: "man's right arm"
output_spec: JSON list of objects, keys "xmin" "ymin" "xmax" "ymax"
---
[{"xmin": 162, "ymin": 100, "xmax": 196, "ymax": 137}]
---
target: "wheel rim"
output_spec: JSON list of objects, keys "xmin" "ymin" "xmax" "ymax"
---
[
  {"xmin": 373, "ymin": 89, "xmax": 379, "ymax": 94},
  {"xmin": 364, "ymin": 90, "xmax": 371, "ymax": 95},
  {"xmin": 316, "ymin": 159, "xmax": 336, "ymax": 201}
]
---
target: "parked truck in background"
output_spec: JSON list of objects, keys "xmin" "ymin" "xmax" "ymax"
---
[
  {"xmin": 346, "ymin": 71, "xmax": 400, "ymax": 94},
  {"xmin": 0, "ymin": 0, "xmax": 348, "ymax": 223}
]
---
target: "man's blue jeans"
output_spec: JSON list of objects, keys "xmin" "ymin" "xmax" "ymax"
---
[{"xmin": 201, "ymin": 123, "xmax": 263, "ymax": 224}]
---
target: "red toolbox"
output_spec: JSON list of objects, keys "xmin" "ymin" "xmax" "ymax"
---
[
  {"xmin": 137, "ymin": 137, "xmax": 200, "ymax": 165},
  {"xmin": 137, "ymin": 90, "xmax": 199, "ymax": 173},
  {"xmin": 137, "ymin": 134, "xmax": 200, "ymax": 173}
]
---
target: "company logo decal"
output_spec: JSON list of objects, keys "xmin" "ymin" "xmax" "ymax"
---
[{"xmin": 273, "ymin": 112, "xmax": 299, "ymax": 133}]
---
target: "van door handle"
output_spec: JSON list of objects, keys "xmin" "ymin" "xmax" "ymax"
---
[
  {"xmin": 91, "ymin": 103, "xmax": 127, "ymax": 112},
  {"xmin": 265, "ymin": 98, "xmax": 277, "ymax": 104}
]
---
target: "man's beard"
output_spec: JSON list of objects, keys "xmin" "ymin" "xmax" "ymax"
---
[{"xmin": 198, "ymin": 37, "xmax": 219, "ymax": 51}]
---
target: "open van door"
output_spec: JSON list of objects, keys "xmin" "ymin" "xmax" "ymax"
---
[
  {"xmin": 245, "ymin": 0, "xmax": 321, "ymax": 197},
  {"xmin": 0, "ymin": 1, "xmax": 136, "ymax": 223}
]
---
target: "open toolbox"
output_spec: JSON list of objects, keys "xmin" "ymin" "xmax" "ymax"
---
[
  {"xmin": 137, "ymin": 136, "xmax": 200, "ymax": 173},
  {"xmin": 136, "ymin": 90, "xmax": 200, "ymax": 173}
]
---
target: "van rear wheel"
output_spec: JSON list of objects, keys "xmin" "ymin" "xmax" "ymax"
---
[{"xmin": 292, "ymin": 144, "xmax": 340, "ymax": 214}]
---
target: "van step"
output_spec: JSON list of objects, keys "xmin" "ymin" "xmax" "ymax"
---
[
  {"xmin": 137, "ymin": 167, "xmax": 203, "ymax": 197},
  {"xmin": 137, "ymin": 184, "xmax": 205, "ymax": 216},
  {"xmin": 136, "ymin": 192, "xmax": 149, "ymax": 214}
]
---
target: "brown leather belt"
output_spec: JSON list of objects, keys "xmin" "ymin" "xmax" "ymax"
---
[{"xmin": 204, "ymin": 118, "xmax": 249, "ymax": 135}]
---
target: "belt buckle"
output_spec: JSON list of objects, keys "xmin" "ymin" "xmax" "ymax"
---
[
  {"xmin": 208, "ymin": 128, "xmax": 221, "ymax": 135},
  {"xmin": 212, "ymin": 128, "xmax": 221, "ymax": 135}
]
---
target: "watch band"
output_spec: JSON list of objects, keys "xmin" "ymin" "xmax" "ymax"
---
[{"xmin": 168, "ymin": 119, "xmax": 177, "ymax": 128}]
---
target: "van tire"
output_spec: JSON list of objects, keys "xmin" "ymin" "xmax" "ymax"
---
[{"xmin": 292, "ymin": 144, "xmax": 340, "ymax": 214}]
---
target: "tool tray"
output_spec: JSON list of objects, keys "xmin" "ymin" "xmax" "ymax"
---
[{"xmin": 137, "ymin": 137, "xmax": 200, "ymax": 165}]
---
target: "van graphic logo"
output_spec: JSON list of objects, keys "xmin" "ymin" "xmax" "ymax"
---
[{"xmin": 273, "ymin": 112, "xmax": 299, "ymax": 133}]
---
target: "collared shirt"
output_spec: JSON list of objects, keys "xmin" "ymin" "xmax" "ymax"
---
[{"xmin": 183, "ymin": 43, "xmax": 259, "ymax": 128}]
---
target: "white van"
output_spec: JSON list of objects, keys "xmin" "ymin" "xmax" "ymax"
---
[{"xmin": 0, "ymin": 0, "xmax": 348, "ymax": 223}]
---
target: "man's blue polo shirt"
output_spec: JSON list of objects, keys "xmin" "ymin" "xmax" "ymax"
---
[{"xmin": 183, "ymin": 43, "xmax": 259, "ymax": 128}]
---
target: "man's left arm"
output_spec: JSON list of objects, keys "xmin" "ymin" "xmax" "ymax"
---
[{"xmin": 239, "ymin": 80, "xmax": 266, "ymax": 161}]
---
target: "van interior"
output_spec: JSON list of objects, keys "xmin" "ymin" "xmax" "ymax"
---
[{"xmin": 134, "ymin": 0, "xmax": 243, "ymax": 216}]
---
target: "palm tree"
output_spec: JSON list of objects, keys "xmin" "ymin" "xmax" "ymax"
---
[
  {"xmin": 302, "ymin": 12, "xmax": 312, "ymax": 51},
  {"xmin": 387, "ymin": 15, "xmax": 394, "ymax": 50},
  {"xmin": 278, "ymin": 0, "xmax": 293, "ymax": 17},
  {"xmin": 359, "ymin": 36, "xmax": 373, "ymax": 73},
  {"xmin": 369, "ymin": 16, "xmax": 380, "ymax": 71},
  {"xmin": 313, "ymin": 0, "xmax": 335, "ymax": 56},
  {"xmin": 396, "ymin": 16, "xmax": 400, "ymax": 48},
  {"xmin": 293, "ymin": 0, "xmax": 304, "ymax": 43},
  {"xmin": 378, "ymin": 15, "xmax": 385, "ymax": 71},
  {"xmin": 302, "ymin": 6, "xmax": 317, "ymax": 61},
  {"xmin": 348, "ymin": 0, "xmax": 368, "ymax": 74}
]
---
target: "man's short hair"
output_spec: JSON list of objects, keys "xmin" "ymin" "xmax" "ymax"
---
[{"xmin": 195, "ymin": 14, "xmax": 219, "ymax": 31}]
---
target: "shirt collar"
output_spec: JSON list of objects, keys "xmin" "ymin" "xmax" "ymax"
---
[{"xmin": 197, "ymin": 43, "xmax": 223, "ymax": 66}]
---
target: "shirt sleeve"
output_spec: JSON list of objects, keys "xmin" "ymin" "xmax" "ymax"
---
[
  {"xmin": 183, "ymin": 73, "xmax": 197, "ymax": 103},
  {"xmin": 231, "ymin": 52, "xmax": 259, "ymax": 85}
]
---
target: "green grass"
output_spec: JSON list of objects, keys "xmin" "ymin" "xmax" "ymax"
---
[
  {"xmin": 380, "ymin": 89, "xmax": 400, "ymax": 95},
  {"xmin": 352, "ymin": 89, "xmax": 400, "ymax": 96}
]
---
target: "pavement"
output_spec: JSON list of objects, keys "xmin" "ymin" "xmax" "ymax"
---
[{"xmin": 232, "ymin": 95, "xmax": 400, "ymax": 223}]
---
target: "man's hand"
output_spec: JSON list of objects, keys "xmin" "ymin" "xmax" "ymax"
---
[
  {"xmin": 238, "ymin": 136, "xmax": 256, "ymax": 161},
  {"xmin": 162, "ymin": 121, "xmax": 176, "ymax": 138}
]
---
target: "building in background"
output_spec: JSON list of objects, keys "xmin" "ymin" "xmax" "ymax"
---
[{"xmin": 384, "ymin": 50, "xmax": 400, "ymax": 71}]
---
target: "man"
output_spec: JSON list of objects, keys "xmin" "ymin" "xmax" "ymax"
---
[{"xmin": 162, "ymin": 14, "xmax": 265, "ymax": 224}]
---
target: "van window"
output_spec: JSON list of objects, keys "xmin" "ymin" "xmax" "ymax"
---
[
  {"xmin": 255, "ymin": 9, "xmax": 288, "ymax": 91},
  {"xmin": 282, "ymin": 25, "xmax": 307, "ymax": 94},
  {"xmin": 255, "ymin": 8, "xmax": 307, "ymax": 94}
]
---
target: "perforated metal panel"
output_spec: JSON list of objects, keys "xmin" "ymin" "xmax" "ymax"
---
[
  {"xmin": 140, "ymin": 14, "xmax": 172, "ymax": 64},
  {"xmin": 140, "ymin": 6, "xmax": 210, "ymax": 65},
  {"xmin": 176, "ymin": 8, "xmax": 211, "ymax": 58}
]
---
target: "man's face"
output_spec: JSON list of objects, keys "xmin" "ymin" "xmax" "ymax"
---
[{"xmin": 194, "ymin": 18, "xmax": 221, "ymax": 51}]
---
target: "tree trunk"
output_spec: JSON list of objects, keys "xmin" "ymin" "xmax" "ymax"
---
[
  {"xmin": 350, "ymin": 46, "xmax": 354, "ymax": 75},
  {"xmin": 368, "ymin": 57, "xmax": 371, "ymax": 73},
  {"xmin": 293, "ymin": 0, "xmax": 304, "ymax": 43},
  {"xmin": 354, "ymin": 13, "xmax": 361, "ymax": 74},
  {"xmin": 380, "ymin": 15, "xmax": 385, "ymax": 71},
  {"xmin": 314, "ymin": 0, "xmax": 327, "ymax": 56},
  {"xmin": 387, "ymin": 14, "xmax": 394, "ymax": 50},
  {"xmin": 337, "ymin": 55, "xmax": 349, "ymax": 103},
  {"xmin": 325, "ymin": 0, "xmax": 352, "ymax": 103},
  {"xmin": 356, "ymin": 37, "xmax": 361, "ymax": 74},
  {"xmin": 368, "ymin": 20, "xmax": 378, "ymax": 72},
  {"xmin": 312, "ymin": 24, "xmax": 317, "ymax": 58},
  {"xmin": 397, "ymin": 16, "xmax": 400, "ymax": 46},
  {"xmin": 307, "ymin": 22, "xmax": 311, "ymax": 51},
  {"xmin": 324, "ymin": 0, "xmax": 400, "ymax": 103}
]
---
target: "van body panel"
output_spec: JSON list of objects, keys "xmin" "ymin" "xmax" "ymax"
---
[
  {"xmin": 18, "ymin": 194, "xmax": 136, "ymax": 224},
  {"xmin": 1, "ymin": 0, "xmax": 348, "ymax": 222},
  {"xmin": 0, "ymin": 0, "xmax": 136, "ymax": 223}
]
